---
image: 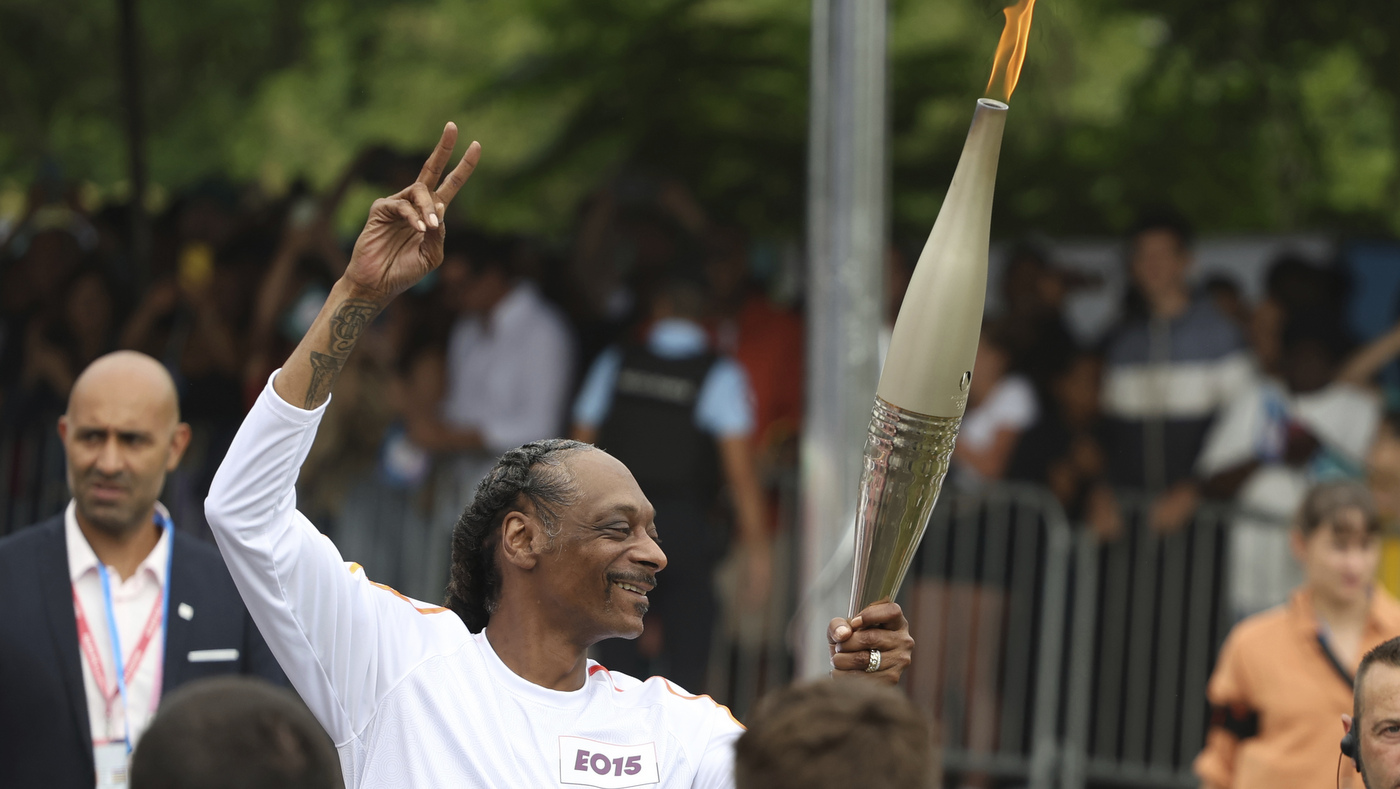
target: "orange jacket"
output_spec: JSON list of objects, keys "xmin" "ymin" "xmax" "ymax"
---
[{"xmin": 1195, "ymin": 587, "xmax": 1400, "ymax": 789}]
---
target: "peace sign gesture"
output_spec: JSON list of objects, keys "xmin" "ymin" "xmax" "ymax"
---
[{"xmin": 344, "ymin": 122, "xmax": 481, "ymax": 299}]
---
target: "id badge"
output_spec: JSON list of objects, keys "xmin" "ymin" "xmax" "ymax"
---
[{"xmin": 94, "ymin": 741, "xmax": 129, "ymax": 789}]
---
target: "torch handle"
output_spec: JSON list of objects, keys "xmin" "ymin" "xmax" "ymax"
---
[{"xmin": 849, "ymin": 396, "xmax": 961, "ymax": 616}]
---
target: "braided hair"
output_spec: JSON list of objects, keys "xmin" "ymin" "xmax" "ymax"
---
[{"xmin": 445, "ymin": 438, "xmax": 591, "ymax": 632}]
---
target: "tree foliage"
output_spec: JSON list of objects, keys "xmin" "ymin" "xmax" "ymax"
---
[{"xmin": 3, "ymin": 0, "xmax": 1399, "ymax": 239}]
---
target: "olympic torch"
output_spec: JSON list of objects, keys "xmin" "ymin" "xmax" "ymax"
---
[{"xmin": 849, "ymin": 0, "xmax": 1035, "ymax": 616}]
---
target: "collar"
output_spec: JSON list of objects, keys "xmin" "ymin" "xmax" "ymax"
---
[
  {"xmin": 1290, "ymin": 586, "xmax": 1400, "ymax": 643},
  {"xmin": 647, "ymin": 318, "xmax": 710, "ymax": 357},
  {"xmin": 65, "ymin": 500, "xmax": 173, "ymax": 587},
  {"xmin": 473, "ymin": 629, "xmax": 595, "ymax": 710}
]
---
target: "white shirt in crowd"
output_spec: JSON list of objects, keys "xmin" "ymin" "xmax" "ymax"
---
[
  {"xmin": 206, "ymin": 376, "xmax": 743, "ymax": 789},
  {"xmin": 442, "ymin": 280, "xmax": 573, "ymax": 451},
  {"xmin": 67, "ymin": 500, "xmax": 171, "ymax": 748},
  {"xmin": 1197, "ymin": 377, "xmax": 1382, "ymax": 617},
  {"xmin": 955, "ymin": 374, "xmax": 1039, "ymax": 483}
]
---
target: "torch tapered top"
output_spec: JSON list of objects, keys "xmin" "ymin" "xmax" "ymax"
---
[{"xmin": 876, "ymin": 98, "xmax": 1007, "ymax": 418}]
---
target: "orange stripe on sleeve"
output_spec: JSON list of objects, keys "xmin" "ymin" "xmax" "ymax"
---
[
  {"xmin": 345, "ymin": 562, "xmax": 451, "ymax": 615},
  {"xmin": 662, "ymin": 679, "xmax": 746, "ymax": 730}
]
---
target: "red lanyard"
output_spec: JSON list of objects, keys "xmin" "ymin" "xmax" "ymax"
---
[{"xmin": 73, "ymin": 583, "xmax": 165, "ymax": 730}]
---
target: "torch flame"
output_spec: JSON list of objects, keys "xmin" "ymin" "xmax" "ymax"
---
[{"xmin": 985, "ymin": 0, "xmax": 1037, "ymax": 103}]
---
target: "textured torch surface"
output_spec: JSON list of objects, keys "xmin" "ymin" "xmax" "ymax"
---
[{"xmin": 850, "ymin": 396, "xmax": 962, "ymax": 615}]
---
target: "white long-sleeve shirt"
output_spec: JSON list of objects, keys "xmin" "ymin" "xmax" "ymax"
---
[{"xmin": 205, "ymin": 374, "xmax": 742, "ymax": 789}]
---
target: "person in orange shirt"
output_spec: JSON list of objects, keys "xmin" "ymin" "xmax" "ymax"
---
[{"xmin": 1196, "ymin": 480, "xmax": 1400, "ymax": 789}]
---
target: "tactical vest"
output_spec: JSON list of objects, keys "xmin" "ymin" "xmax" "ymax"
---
[{"xmin": 597, "ymin": 345, "xmax": 720, "ymax": 503}]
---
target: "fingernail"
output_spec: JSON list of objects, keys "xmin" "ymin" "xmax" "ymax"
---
[
  {"xmin": 429, "ymin": 214, "xmax": 439, "ymax": 228},
  {"xmin": 835, "ymin": 626, "xmax": 851, "ymax": 639},
  {"xmin": 417, "ymin": 221, "xmax": 427, "ymax": 232}
]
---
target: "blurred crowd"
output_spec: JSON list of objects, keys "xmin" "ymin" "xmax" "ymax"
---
[
  {"xmin": 0, "ymin": 157, "xmax": 803, "ymax": 509},
  {"xmin": 6, "ymin": 154, "xmax": 1400, "ymax": 682},
  {"xmin": 967, "ymin": 214, "xmax": 1400, "ymax": 620},
  {"xmin": 0, "ymin": 153, "xmax": 807, "ymax": 692}
]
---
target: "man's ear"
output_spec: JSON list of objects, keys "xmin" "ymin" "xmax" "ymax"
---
[
  {"xmin": 500, "ymin": 511, "xmax": 544, "ymax": 571},
  {"xmin": 1343, "ymin": 713, "xmax": 1354, "ymax": 735},
  {"xmin": 166, "ymin": 422, "xmax": 193, "ymax": 471}
]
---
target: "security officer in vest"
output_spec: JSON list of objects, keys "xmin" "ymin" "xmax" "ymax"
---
[{"xmin": 572, "ymin": 276, "xmax": 771, "ymax": 693}]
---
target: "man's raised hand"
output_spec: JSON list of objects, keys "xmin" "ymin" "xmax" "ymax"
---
[
  {"xmin": 270, "ymin": 123, "xmax": 479, "ymax": 411},
  {"xmin": 344, "ymin": 123, "xmax": 481, "ymax": 300}
]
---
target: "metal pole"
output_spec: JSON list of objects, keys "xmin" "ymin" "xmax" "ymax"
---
[
  {"xmin": 796, "ymin": 0, "xmax": 888, "ymax": 678},
  {"xmin": 117, "ymin": 0, "xmax": 151, "ymax": 292}
]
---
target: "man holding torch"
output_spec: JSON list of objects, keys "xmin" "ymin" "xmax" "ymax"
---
[{"xmin": 204, "ymin": 123, "xmax": 912, "ymax": 788}]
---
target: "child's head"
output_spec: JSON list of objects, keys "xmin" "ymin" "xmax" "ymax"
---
[{"xmin": 1292, "ymin": 481, "xmax": 1381, "ymax": 607}]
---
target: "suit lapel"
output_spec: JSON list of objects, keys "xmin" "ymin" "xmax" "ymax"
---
[
  {"xmin": 39, "ymin": 520, "xmax": 94, "ymax": 756},
  {"xmin": 162, "ymin": 532, "xmax": 190, "ymax": 695}
]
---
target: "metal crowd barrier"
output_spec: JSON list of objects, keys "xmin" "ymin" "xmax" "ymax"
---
[
  {"xmin": 906, "ymin": 484, "xmax": 1254, "ymax": 789},
  {"xmin": 1060, "ymin": 495, "xmax": 1234, "ymax": 789},
  {"xmin": 707, "ymin": 468, "xmax": 801, "ymax": 720},
  {"xmin": 904, "ymin": 482, "xmax": 1074, "ymax": 789}
]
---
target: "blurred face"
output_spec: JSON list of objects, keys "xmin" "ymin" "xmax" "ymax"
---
[
  {"xmin": 25, "ymin": 230, "xmax": 83, "ymax": 301},
  {"xmin": 1003, "ymin": 256, "xmax": 1043, "ymax": 313},
  {"xmin": 1055, "ymin": 356, "xmax": 1102, "ymax": 425},
  {"xmin": 1130, "ymin": 229, "xmax": 1191, "ymax": 305},
  {"xmin": 67, "ymin": 273, "xmax": 113, "ymax": 348},
  {"xmin": 969, "ymin": 336, "xmax": 1009, "ymax": 407},
  {"xmin": 1283, "ymin": 339, "xmax": 1336, "ymax": 394},
  {"xmin": 58, "ymin": 362, "xmax": 190, "ymax": 535},
  {"xmin": 441, "ymin": 254, "xmax": 509, "ymax": 315},
  {"xmin": 1293, "ymin": 507, "xmax": 1379, "ymax": 608},
  {"xmin": 533, "ymin": 451, "xmax": 668, "ymax": 643},
  {"xmin": 1209, "ymin": 286, "xmax": 1249, "ymax": 329},
  {"xmin": 1368, "ymin": 423, "xmax": 1400, "ymax": 523},
  {"xmin": 1250, "ymin": 298, "xmax": 1285, "ymax": 374},
  {"xmin": 705, "ymin": 251, "xmax": 747, "ymax": 303},
  {"xmin": 1357, "ymin": 663, "xmax": 1400, "ymax": 789}
]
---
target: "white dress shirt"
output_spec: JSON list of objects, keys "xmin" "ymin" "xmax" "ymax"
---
[
  {"xmin": 442, "ymin": 281, "xmax": 573, "ymax": 451},
  {"xmin": 66, "ymin": 501, "xmax": 171, "ymax": 746},
  {"xmin": 206, "ymin": 375, "xmax": 743, "ymax": 788}
]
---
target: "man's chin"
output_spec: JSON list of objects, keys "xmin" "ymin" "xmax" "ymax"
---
[
  {"xmin": 75, "ymin": 499, "xmax": 141, "ymax": 533},
  {"xmin": 609, "ymin": 616, "xmax": 648, "ymax": 641}
]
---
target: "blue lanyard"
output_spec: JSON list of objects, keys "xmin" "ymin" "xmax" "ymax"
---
[{"xmin": 95, "ymin": 510, "xmax": 174, "ymax": 753}]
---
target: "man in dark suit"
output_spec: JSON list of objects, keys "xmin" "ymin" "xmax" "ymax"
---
[{"xmin": 0, "ymin": 350, "xmax": 286, "ymax": 789}]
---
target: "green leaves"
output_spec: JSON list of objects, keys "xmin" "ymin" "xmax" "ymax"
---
[{"xmin": 6, "ymin": 0, "xmax": 1400, "ymax": 239}]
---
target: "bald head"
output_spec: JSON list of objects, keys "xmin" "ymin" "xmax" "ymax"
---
[
  {"xmin": 69, "ymin": 350, "xmax": 181, "ymax": 426},
  {"xmin": 60, "ymin": 352, "xmax": 190, "ymax": 535}
]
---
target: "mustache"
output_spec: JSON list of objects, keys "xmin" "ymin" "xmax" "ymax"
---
[
  {"xmin": 607, "ymin": 571, "xmax": 658, "ymax": 591},
  {"xmin": 81, "ymin": 470, "xmax": 131, "ymax": 486}
]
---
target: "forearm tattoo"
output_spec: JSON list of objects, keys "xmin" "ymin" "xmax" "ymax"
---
[
  {"xmin": 302, "ymin": 298, "xmax": 381, "ymax": 408},
  {"xmin": 329, "ymin": 300, "xmax": 378, "ymax": 355}
]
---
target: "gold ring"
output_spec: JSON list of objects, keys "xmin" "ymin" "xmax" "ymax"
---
[{"xmin": 865, "ymin": 648, "xmax": 881, "ymax": 673}]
